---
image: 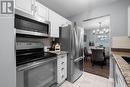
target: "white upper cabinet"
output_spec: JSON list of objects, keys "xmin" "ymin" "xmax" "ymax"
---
[
  {"xmin": 49, "ymin": 9, "xmax": 61, "ymax": 38},
  {"xmin": 15, "ymin": 0, "xmax": 72, "ymax": 38},
  {"xmin": 49, "ymin": 9, "xmax": 72, "ymax": 38},
  {"xmin": 15, "ymin": 0, "xmax": 34, "ymax": 15},
  {"xmin": 35, "ymin": 2, "xmax": 49, "ymax": 21},
  {"xmin": 61, "ymin": 17, "xmax": 71, "ymax": 26},
  {"xmin": 15, "ymin": 0, "xmax": 49, "ymax": 22},
  {"xmin": 128, "ymin": 5, "xmax": 130, "ymax": 37}
]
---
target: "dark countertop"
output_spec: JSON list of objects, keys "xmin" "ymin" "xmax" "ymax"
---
[{"xmin": 49, "ymin": 51, "xmax": 68, "ymax": 55}]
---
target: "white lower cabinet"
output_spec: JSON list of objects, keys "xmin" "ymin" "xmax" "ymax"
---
[
  {"xmin": 57, "ymin": 54, "xmax": 67, "ymax": 84},
  {"xmin": 114, "ymin": 62, "xmax": 128, "ymax": 87},
  {"xmin": 128, "ymin": 5, "xmax": 130, "ymax": 37}
]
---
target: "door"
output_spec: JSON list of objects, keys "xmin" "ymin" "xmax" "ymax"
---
[{"xmin": 15, "ymin": 0, "xmax": 33, "ymax": 15}]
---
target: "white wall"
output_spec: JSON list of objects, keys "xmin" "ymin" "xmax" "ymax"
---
[
  {"xmin": 69, "ymin": 0, "xmax": 130, "ymax": 36},
  {"xmin": 0, "ymin": 17, "xmax": 16, "ymax": 86},
  {"xmin": 0, "ymin": 0, "xmax": 16, "ymax": 87}
]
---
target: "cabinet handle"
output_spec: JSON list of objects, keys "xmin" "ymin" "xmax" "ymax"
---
[
  {"xmin": 61, "ymin": 68, "xmax": 64, "ymax": 70},
  {"xmin": 62, "ymin": 75, "xmax": 64, "ymax": 78},
  {"xmin": 61, "ymin": 56, "xmax": 64, "ymax": 58},
  {"xmin": 34, "ymin": 6, "xmax": 37, "ymax": 14},
  {"xmin": 31, "ymin": 4, "xmax": 34, "ymax": 11},
  {"xmin": 61, "ymin": 62, "xmax": 64, "ymax": 64}
]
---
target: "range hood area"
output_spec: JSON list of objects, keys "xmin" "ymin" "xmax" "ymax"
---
[{"xmin": 15, "ymin": 9, "xmax": 50, "ymax": 37}]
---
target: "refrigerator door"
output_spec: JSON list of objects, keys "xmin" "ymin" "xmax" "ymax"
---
[
  {"xmin": 59, "ymin": 25, "xmax": 72, "ymax": 52},
  {"xmin": 70, "ymin": 26, "xmax": 84, "ymax": 82},
  {"xmin": 70, "ymin": 57, "xmax": 84, "ymax": 82},
  {"xmin": 59, "ymin": 25, "xmax": 84, "ymax": 59},
  {"xmin": 71, "ymin": 26, "xmax": 84, "ymax": 59},
  {"xmin": 59, "ymin": 25, "xmax": 84, "ymax": 83},
  {"xmin": 76, "ymin": 26, "xmax": 84, "ymax": 58}
]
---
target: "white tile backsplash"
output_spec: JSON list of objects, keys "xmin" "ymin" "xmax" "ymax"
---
[
  {"xmin": 16, "ymin": 37, "xmax": 52, "ymax": 47},
  {"xmin": 112, "ymin": 36, "xmax": 130, "ymax": 49}
]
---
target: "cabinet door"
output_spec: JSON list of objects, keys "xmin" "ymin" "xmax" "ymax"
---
[
  {"xmin": 60, "ymin": 16, "xmax": 72, "ymax": 27},
  {"xmin": 57, "ymin": 54, "xmax": 67, "ymax": 84},
  {"xmin": 128, "ymin": 5, "xmax": 130, "ymax": 37},
  {"xmin": 49, "ymin": 9, "xmax": 60, "ymax": 38},
  {"xmin": 115, "ymin": 64, "xmax": 128, "ymax": 87},
  {"xmin": 63, "ymin": 55, "xmax": 67, "ymax": 79},
  {"xmin": 35, "ymin": 2, "xmax": 49, "ymax": 21},
  {"xmin": 15, "ymin": 0, "xmax": 33, "ymax": 15}
]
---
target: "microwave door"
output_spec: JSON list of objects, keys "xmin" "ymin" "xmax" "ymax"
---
[{"xmin": 15, "ymin": 13, "xmax": 50, "ymax": 37}]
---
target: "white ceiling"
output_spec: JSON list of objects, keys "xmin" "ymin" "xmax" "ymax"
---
[
  {"xmin": 83, "ymin": 16, "xmax": 110, "ymax": 30},
  {"xmin": 38, "ymin": 0, "xmax": 120, "ymax": 18}
]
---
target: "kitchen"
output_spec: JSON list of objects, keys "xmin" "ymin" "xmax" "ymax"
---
[{"xmin": 0, "ymin": 0, "xmax": 130, "ymax": 87}]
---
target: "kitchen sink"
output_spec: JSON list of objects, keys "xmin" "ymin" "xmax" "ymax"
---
[{"xmin": 122, "ymin": 56, "xmax": 130, "ymax": 64}]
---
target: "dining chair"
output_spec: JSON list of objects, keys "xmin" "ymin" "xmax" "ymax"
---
[
  {"xmin": 91, "ymin": 49, "xmax": 106, "ymax": 68},
  {"xmin": 84, "ymin": 47, "xmax": 92, "ymax": 61}
]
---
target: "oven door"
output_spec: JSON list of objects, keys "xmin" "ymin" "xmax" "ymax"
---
[
  {"xmin": 25, "ymin": 59, "xmax": 57, "ymax": 87},
  {"xmin": 17, "ymin": 58, "xmax": 57, "ymax": 87}
]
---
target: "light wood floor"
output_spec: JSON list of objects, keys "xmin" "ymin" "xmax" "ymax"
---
[
  {"xmin": 83, "ymin": 57, "xmax": 109, "ymax": 78},
  {"xmin": 60, "ymin": 72, "xmax": 113, "ymax": 87}
]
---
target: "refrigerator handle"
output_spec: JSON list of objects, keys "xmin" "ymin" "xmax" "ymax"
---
[
  {"xmin": 70, "ymin": 27, "xmax": 75, "ymax": 58},
  {"xmin": 74, "ymin": 57, "xmax": 83, "ymax": 62},
  {"xmin": 70, "ymin": 27, "xmax": 72, "ymax": 54}
]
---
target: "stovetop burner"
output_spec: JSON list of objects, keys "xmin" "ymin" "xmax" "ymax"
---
[{"xmin": 16, "ymin": 48, "xmax": 57, "ymax": 66}]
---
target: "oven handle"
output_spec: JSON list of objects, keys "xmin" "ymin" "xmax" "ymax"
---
[{"xmin": 17, "ymin": 57, "xmax": 57, "ymax": 71}]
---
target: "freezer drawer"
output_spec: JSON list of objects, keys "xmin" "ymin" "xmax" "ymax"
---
[{"xmin": 70, "ymin": 57, "xmax": 83, "ymax": 83}]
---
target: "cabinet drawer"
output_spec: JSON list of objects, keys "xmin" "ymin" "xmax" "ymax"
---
[
  {"xmin": 57, "ymin": 54, "xmax": 67, "ymax": 84},
  {"xmin": 57, "ymin": 59, "xmax": 66, "ymax": 68},
  {"xmin": 57, "ymin": 54, "xmax": 67, "ymax": 62},
  {"xmin": 57, "ymin": 69, "xmax": 66, "ymax": 84},
  {"xmin": 57, "ymin": 64, "xmax": 66, "ymax": 72},
  {"xmin": 58, "ymin": 54, "xmax": 67, "ymax": 59}
]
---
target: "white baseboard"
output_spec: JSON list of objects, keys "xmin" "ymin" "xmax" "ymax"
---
[
  {"xmin": 108, "ymin": 77, "xmax": 114, "ymax": 87},
  {"xmin": 109, "ymin": 77, "xmax": 114, "ymax": 83}
]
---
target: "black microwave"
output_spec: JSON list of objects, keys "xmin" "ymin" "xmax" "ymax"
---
[{"xmin": 15, "ymin": 9, "xmax": 50, "ymax": 37}]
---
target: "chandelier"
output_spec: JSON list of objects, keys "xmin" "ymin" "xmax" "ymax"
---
[{"xmin": 92, "ymin": 22, "xmax": 109, "ymax": 40}]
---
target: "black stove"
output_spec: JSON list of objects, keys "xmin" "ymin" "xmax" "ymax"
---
[{"xmin": 16, "ymin": 48, "xmax": 57, "ymax": 66}]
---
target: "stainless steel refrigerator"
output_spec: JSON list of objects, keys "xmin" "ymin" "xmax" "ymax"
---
[{"xmin": 59, "ymin": 24, "xmax": 84, "ymax": 83}]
